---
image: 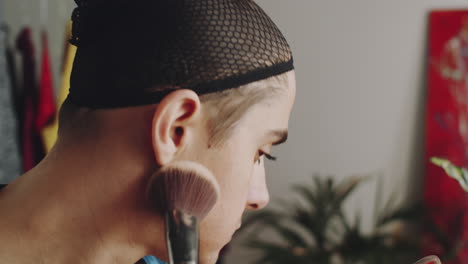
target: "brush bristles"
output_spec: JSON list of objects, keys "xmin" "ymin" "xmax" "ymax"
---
[{"xmin": 148, "ymin": 161, "xmax": 220, "ymax": 220}]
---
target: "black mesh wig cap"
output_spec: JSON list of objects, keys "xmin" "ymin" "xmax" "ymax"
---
[{"xmin": 68, "ymin": 0, "xmax": 294, "ymax": 108}]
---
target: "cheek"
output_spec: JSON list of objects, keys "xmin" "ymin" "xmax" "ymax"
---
[
  {"xmin": 198, "ymin": 150, "xmax": 255, "ymax": 253},
  {"xmin": 201, "ymin": 141, "xmax": 256, "ymax": 212},
  {"xmin": 210, "ymin": 154, "xmax": 253, "ymax": 216},
  {"xmin": 199, "ymin": 147, "xmax": 255, "ymax": 226}
]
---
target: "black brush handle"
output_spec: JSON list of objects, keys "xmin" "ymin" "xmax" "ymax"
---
[{"xmin": 165, "ymin": 210, "xmax": 199, "ymax": 264}]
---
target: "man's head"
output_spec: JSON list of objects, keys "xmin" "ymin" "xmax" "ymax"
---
[
  {"xmin": 67, "ymin": 0, "xmax": 293, "ymax": 108},
  {"xmin": 60, "ymin": 0, "xmax": 296, "ymax": 262},
  {"xmin": 57, "ymin": 70, "xmax": 296, "ymax": 262}
]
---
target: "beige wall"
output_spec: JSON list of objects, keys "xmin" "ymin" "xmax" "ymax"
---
[
  {"xmin": 226, "ymin": 0, "xmax": 468, "ymax": 263},
  {"xmin": 2, "ymin": 0, "xmax": 75, "ymax": 91}
]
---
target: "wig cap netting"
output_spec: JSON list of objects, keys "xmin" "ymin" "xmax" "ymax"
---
[{"xmin": 68, "ymin": 0, "xmax": 294, "ymax": 108}]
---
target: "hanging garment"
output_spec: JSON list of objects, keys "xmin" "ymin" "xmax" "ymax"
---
[
  {"xmin": 16, "ymin": 27, "xmax": 45, "ymax": 172},
  {"xmin": 42, "ymin": 22, "xmax": 76, "ymax": 152},
  {"xmin": 6, "ymin": 27, "xmax": 24, "ymax": 165},
  {"xmin": 4, "ymin": 25, "xmax": 20, "ymax": 122},
  {"xmin": 37, "ymin": 31, "xmax": 56, "ymax": 151},
  {"xmin": 0, "ymin": 24, "xmax": 21, "ymax": 183}
]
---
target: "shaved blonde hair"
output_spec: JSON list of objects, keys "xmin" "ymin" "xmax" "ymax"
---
[
  {"xmin": 200, "ymin": 72, "xmax": 289, "ymax": 147},
  {"xmin": 58, "ymin": 72, "xmax": 290, "ymax": 147}
]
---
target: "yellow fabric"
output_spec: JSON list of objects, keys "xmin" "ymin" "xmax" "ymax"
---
[{"xmin": 41, "ymin": 22, "xmax": 76, "ymax": 152}]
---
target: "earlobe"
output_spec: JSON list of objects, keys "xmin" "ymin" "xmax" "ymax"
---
[{"xmin": 151, "ymin": 89, "xmax": 201, "ymax": 166}]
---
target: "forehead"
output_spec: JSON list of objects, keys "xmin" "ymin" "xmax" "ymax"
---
[{"xmin": 241, "ymin": 71, "xmax": 296, "ymax": 137}]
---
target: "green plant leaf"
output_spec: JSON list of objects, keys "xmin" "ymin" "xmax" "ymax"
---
[
  {"xmin": 292, "ymin": 207, "xmax": 327, "ymax": 248},
  {"xmin": 292, "ymin": 184, "xmax": 317, "ymax": 209},
  {"xmin": 377, "ymin": 202, "xmax": 423, "ymax": 227},
  {"xmin": 430, "ymin": 157, "xmax": 468, "ymax": 191},
  {"xmin": 247, "ymin": 239, "xmax": 313, "ymax": 264},
  {"xmin": 239, "ymin": 174, "xmax": 437, "ymax": 264},
  {"xmin": 270, "ymin": 222, "xmax": 311, "ymax": 247}
]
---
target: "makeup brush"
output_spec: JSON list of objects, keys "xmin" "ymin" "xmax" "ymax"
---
[{"xmin": 147, "ymin": 161, "xmax": 220, "ymax": 264}]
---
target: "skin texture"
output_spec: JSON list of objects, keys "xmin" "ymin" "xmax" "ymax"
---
[{"xmin": 0, "ymin": 70, "xmax": 296, "ymax": 264}]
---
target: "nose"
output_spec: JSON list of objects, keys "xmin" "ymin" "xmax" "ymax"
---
[{"xmin": 246, "ymin": 160, "xmax": 270, "ymax": 211}]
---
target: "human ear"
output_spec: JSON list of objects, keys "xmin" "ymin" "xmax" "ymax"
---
[{"xmin": 151, "ymin": 89, "xmax": 201, "ymax": 166}]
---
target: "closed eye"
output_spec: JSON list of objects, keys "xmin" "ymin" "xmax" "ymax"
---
[{"xmin": 261, "ymin": 151, "xmax": 277, "ymax": 161}]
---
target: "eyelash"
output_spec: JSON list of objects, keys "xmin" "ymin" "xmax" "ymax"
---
[{"xmin": 256, "ymin": 151, "xmax": 277, "ymax": 164}]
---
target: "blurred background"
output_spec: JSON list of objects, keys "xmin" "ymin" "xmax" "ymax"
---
[{"xmin": 1, "ymin": 0, "xmax": 468, "ymax": 264}]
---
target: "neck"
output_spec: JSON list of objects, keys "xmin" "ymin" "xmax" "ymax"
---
[{"xmin": 0, "ymin": 137, "xmax": 167, "ymax": 264}]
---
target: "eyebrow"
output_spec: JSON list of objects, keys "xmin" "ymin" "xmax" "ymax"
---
[{"xmin": 268, "ymin": 130, "xmax": 289, "ymax": 146}]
